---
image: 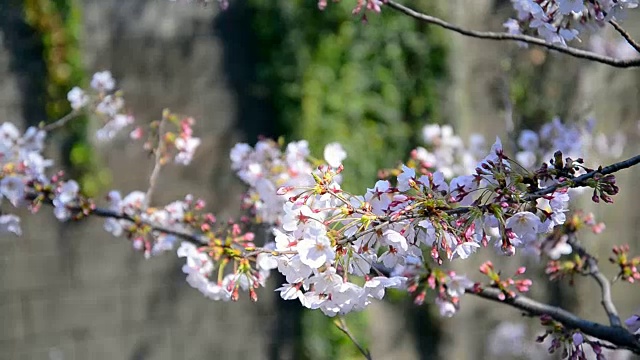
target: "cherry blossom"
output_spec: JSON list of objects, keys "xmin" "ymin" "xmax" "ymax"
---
[
  {"xmin": 67, "ymin": 87, "xmax": 89, "ymax": 110},
  {"xmin": 90, "ymin": 70, "xmax": 116, "ymax": 92},
  {"xmin": 0, "ymin": 214, "xmax": 21, "ymax": 236},
  {"xmin": 323, "ymin": 142, "xmax": 346, "ymax": 168}
]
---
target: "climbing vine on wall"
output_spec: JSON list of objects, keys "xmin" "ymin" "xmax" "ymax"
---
[
  {"xmin": 247, "ymin": 0, "xmax": 447, "ymax": 191},
  {"xmin": 23, "ymin": 0, "xmax": 109, "ymax": 196}
]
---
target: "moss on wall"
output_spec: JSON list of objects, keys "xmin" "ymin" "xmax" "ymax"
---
[
  {"xmin": 248, "ymin": 0, "xmax": 447, "ymax": 191},
  {"xmin": 24, "ymin": 0, "xmax": 109, "ymax": 196}
]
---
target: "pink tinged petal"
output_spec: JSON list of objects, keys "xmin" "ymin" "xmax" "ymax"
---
[
  {"xmin": 275, "ymin": 284, "xmax": 302, "ymax": 301},
  {"xmin": 452, "ymin": 242, "xmax": 480, "ymax": 260},
  {"xmin": 383, "ymin": 229, "xmax": 408, "ymax": 252},
  {"xmin": 435, "ymin": 297, "xmax": 457, "ymax": 317}
]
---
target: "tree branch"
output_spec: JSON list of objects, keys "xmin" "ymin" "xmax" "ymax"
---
[
  {"xmin": 566, "ymin": 234, "xmax": 622, "ymax": 327},
  {"xmin": 383, "ymin": 0, "xmax": 640, "ymax": 68},
  {"xmin": 41, "ymin": 110, "xmax": 81, "ymax": 131},
  {"xmin": 468, "ymin": 286, "xmax": 640, "ymax": 354},
  {"xmin": 144, "ymin": 115, "xmax": 167, "ymax": 208},
  {"xmin": 609, "ymin": 20, "xmax": 640, "ymax": 55},
  {"xmin": 527, "ymin": 153, "xmax": 640, "ymax": 199},
  {"xmin": 334, "ymin": 317, "xmax": 373, "ymax": 360},
  {"xmin": 86, "ymin": 206, "xmax": 207, "ymax": 246}
]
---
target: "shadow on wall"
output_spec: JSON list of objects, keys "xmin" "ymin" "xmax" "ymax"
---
[
  {"xmin": 214, "ymin": 1, "xmax": 278, "ymax": 142},
  {"xmin": 0, "ymin": 3, "xmax": 47, "ymax": 127}
]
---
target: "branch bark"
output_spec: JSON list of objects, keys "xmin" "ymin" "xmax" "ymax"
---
[
  {"xmin": 609, "ymin": 20, "xmax": 640, "ymax": 55},
  {"xmin": 566, "ymin": 234, "xmax": 622, "ymax": 327},
  {"xmin": 468, "ymin": 286, "xmax": 640, "ymax": 354},
  {"xmin": 87, "ymin": 206, "xmax": 207, "ymax": 246},
  {"xmin": 383, "ymin": 0, "xmax": 640, "ymax": 68},
  {"xmin": 334, "ymin": 317, "xmax": 373, "ymax": 360},
  {"xmin": 527, "ymin": 153, "xmax": 640, "ymax": 199}
]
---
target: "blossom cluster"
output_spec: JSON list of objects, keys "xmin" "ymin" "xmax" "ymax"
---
[
  {"xmin": 100, "ymin": 189, "xmax": 265, "ymax": 301},
  {"xmin": 67, "ymin": 71, "xmax": 134, "ymax": 142},
  {"xmin": 0, "ymin": 112, "xmax": 255, "ymax": 301},
  {"xmin": 0, "ymin": 71, "xmax": 202, "ymax": 240},
  {"xmin": 506, "ymin": 0, "xmax": 639, "ymax": 46},
  {"xmin": 228, "ymin": 135, "xmax": 599, "ymax": 317},
  {"xmin": 409, "ymin": 117, "xmax": 624, "ymax": 181},
  {"xmin": 0, "ymin": 122, "xmax": 49, "ymax": 235},
  {"xmin": 230, "ymin": 139, "xmax": 346, "ymax": 224},
  {"xmin": 133, "ymin": 110, "xmax": 203, "ymax": 167}
]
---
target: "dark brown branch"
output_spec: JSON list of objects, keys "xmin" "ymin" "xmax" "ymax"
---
[
  {"xmin": 88, "ymin": 206, "xmax": 207, "ymax": 246},
  {"xmin": 566, "ymin": 234, "xmax": 622, "ymax": 327},
  {"xmin": 26, "ymin": 191, "xmax": 206, "ymax": 246},
  {"xmin": 527, "ymin": 153, "xmax": 640, "ymax": 199},
  {"xmin": 609, "ymin": 20, "xmax": 640, "ymax": 54},
  {"xmin": 468, "ymin": 287, "xmax": 640, "ymax": 354},
  {"xmin": 384, "ymin": 0, "xmax": 640, "ymax": 68}
]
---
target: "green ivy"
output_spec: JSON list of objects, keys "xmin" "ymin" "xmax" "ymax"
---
[
  {"xmin": 248, "ymin": 0, "xmax": 447, "ymax": 191},
  {"xmin": 23, "ymin": 0, "xmax": 109, "ymax": 196}
]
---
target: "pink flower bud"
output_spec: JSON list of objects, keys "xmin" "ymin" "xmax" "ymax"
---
[{"xmin": 129, "ymin": 127, "xmax": 143, "ymax": 140}]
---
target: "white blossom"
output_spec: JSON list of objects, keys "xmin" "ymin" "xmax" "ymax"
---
[{"xmin": 323, "ymin": 142, "xmax": 346, "ymax": 168}]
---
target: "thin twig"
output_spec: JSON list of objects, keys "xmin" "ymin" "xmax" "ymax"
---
[
  {"xmin": 334, "ymin": 317, "xmax": 373, "ymax": 360},
  {"xmin": 566, "ymin": 234, "xmax": 622, "ymax": 327},
  {"xmin": 383, "ymin": 0, "xmax": 640, "ymax": 68},
  {"xmin": 89, "ymin": 206, "xmax": 207, "ymax": 246},
  {"xmin": 144, "ymin": 115, "xmax": 167, "ymax": 208},
  {"xmin": 468, "ymin": 286, "xmax": 640, "ymax": 354},
  {"xmin": 609, "ymin": 20, "xmax": 640, "ymax": 54},
  {"xmin": 41, "ymin": 110, "xmax": 81, "ymax": 131},
  {"xmin": 24, "ymin": 190, "xmax": 205, "ymax": 246}
]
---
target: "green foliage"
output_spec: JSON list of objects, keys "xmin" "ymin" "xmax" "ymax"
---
[
  {"xmin": 302, "ymin": 311, "xmax": 369, "ymax": 360},
  {"xmin": 248, "ymin": 0, "xmax": 448, "ymax": 191},
  {"xmin": 23, "ymin": 0, "xmax": 107, "ymax": 196}
]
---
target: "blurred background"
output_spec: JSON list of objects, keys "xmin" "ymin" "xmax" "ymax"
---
[{"xmin": 0, "ymin": 0, "xmax": 639, "ymax": 359}]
